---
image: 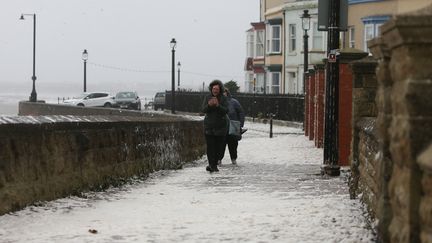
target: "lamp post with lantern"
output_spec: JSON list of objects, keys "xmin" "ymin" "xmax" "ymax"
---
[
  {"xmin": 301, "ymin": 9, "xmax": 311, "ymax": 132},
  {"xmin": 170, "ymin": 38, "xmax": 177, "ymax": 114},
  {"xmin": 301, "ymin": 9, "xmax": 311, "ymax": 95},
  {"xmin": 82, "ymin": 49, "xmax": 88, "ymax": 92},
  {"xmin": 20, "ymin": 13, "xmax": 37, "ymax": 102},
  {"xmin": 177, "ymin": 61, "xmax": 181, "ymax": 90}
]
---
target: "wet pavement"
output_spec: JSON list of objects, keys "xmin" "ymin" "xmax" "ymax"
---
[{"xmin": 0, "ymin": 121, "xmax": 375, "ymax": 243}]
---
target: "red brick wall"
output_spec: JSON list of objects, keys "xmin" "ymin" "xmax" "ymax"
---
[
  {"xmin": 308, "ymin": 73, "xmax": 316, "ymax": 141},
  {"xmin": 338, "ymin": 63, "xmax": 353, "ymax": 166},
  {"xmin": 304, "ymin": 75, "xmax": 309, "ymax": 137},
  {"xmin": 314, "ymin": 68, "xmax": 325, "ymax": 148}
]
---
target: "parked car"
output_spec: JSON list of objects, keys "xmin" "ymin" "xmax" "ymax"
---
[
  {"xmin": 113, "ymin": 91, "xmax": 141, "ymax": 110},
  {"xmin": 63, "ymin": 92, "xmax": 115, "ymax": 107},
  {"xmin": 154, "ymin": 92, "xmax": 165, "ymax": 110}
]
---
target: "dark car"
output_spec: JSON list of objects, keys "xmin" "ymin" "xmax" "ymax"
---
[
  {"xmin": 154, "ymin": 92, "xmax": 165, "ymax": 110},
  {"xmin": 114, "ymin": 91, "xmax": 141, "ymax": 110}
]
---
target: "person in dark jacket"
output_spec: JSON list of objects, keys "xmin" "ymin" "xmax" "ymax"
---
[
  {"xmin": 201, "ymin": 80, "xmax": 229, "ymax": 172},
  {"xmin": 219, "ymin": 88, "xmax": 245, "ymax": 165}
]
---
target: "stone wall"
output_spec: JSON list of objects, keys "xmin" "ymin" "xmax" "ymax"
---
[
  {"xmin": 350, "ymin": 4, "xmax": 432, "ymax": 242},
  {"xmin": 355, "ymin": 118, "xmax": 379, "ymax": 219},
  {"xmin": 0, "ymin": 115, "xmax": 205, "ymax": 215},
  {"xmin": 348, "ymin": 56, "xmax": 380, "ymax": 227}
]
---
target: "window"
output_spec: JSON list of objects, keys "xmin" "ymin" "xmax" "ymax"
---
[
  {"xmin": 287, "ymin": 72, "xmax": 297, "ymax": 94},
  {"xmin": 267, "ymin": 72, "xmax": 280, "ymax": 94},
  {"xmin": 361, "ymin": 15, "xmax": 391, "ymax": 51},
  {"xmin": 348, "ymin": 27, "xmax": 355, "ymax": 48},
  {"xmin": 312, "ymin": 22, "xmax": 323, "ymax": 50},
  {"xmin": 289, "ymin": 24, "xmax": 296, "ymax": 52},
  {"xmin": 266, "ymin": 25, "xmax": 281, "ymax": 53},
  {"xmin": 364, "ymin": 24, "xmax": 374, "ymax": 51},
  {"xmin": 247, "ymin": 31, "xmax": 254, "ymax": 57},
  {"xmin": 256, "ymin": 73, "xmax": 265, "ymax": 93},
  {"xmin": 255, "ymin": 30, "xmax": 264, "ymax": 57}
]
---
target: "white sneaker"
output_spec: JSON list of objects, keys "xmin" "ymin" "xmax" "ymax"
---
[{"xmin": 231, "ymin": 159, "xmax": 237, "ymax": 165}]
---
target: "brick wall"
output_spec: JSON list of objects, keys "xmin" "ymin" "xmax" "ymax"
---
[{"xmin": 314, "ymin": 64, "xmax": 325, "ymax": 148}]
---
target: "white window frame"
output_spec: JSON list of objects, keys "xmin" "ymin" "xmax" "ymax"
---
[
  {"xmin": 256, "ymin": 73, "xmax": 265, "ymax": 93},
  {"xmin": 255, "ymin": 30, "xmax": 264, "ymax": 57},
  {"xmin": 348, "ymin": 27, "xmax": 355, "ymax": 48},
  {"xmin": 288, "ymin": 24, "xmax": 296, "ymax": 52},
  {"xmin": 266, "ymin": 25, "xmax": 281, "ymax": 54},
  {"xmin": 247, "ymin": 31, "xmax": 254, "ymax": 58},
  {"xmin": 364, "ymin": 24, "xmax": 375, "ymax": 51},
  {"xmin": 311, "ymin": 22, "xmax": 323, "ymax": 50},
  {"xmin": 267, "ymin": 72, "xmax": 280, "ymax": 94}
]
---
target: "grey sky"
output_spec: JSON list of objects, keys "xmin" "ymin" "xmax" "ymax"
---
[{"xmin": 0, "ymin": 0, "xmax": 259, "ymax": 99}]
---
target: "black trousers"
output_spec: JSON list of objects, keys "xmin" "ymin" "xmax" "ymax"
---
[
  {"xmin": 205, "ymin": 134, "xmax": 226, "ymax": 168},
  {"xmin": 220, "ymin": 135, "xmax": 238, "ymax": 161}
]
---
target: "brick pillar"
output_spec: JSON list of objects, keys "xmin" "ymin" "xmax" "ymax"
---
[
  {"xmin": 305, "ymin": 72, "xmax": 310, "ymax": 137},
  {"xmin": 338, "ymin": 50, "xmax": 369, "ymax": 166},
  {"xmin": 381, "ymin": 5, "xmax": 432, "ymax": 243},
  {"xmin": 369, "ymin": 37, "xmax": 393, "ymax": 243},
  {"xmin": 308, "ymin": 69, "xmax": 316, "ymax": 141},
  {"xmin": 314, "ymin": 64, "xmax": 325, "ymax": 148}
]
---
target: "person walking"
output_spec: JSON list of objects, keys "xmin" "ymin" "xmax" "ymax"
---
[
  {"xmin": 219, "ymin": 88, "xmax": 245, "ymax": 165},
  {"xmin": 201, "ymin": 80, "xmax": 229, "ymax": 172}
]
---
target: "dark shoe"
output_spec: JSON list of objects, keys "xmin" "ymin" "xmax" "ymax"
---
[
  {"xmin": 212, "ymin": 166, "xmax": 219, "ymax": 172},
  {"xmin": 206, "ymin": 166, "xmax": 213, "ymax": 172}
]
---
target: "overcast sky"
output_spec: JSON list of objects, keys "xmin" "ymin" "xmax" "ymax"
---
[{"xmin": 0, "ymin": 0, "xmax": 259, "ymax": 99}]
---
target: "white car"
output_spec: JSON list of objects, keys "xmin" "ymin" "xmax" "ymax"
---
[{"xmin": 63, "ymin": 92, "xmax": 115, "ymax": 107}]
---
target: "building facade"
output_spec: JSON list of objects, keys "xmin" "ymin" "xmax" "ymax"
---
[
  {"xmin": 245, "ymin": 0, "xmax": 326, "ymax": 95},
  {"xmin": 343, "ymin": 0, "xmax": 431, "ymax": 51}
]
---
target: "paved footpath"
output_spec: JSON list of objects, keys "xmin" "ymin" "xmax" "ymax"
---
[{"xmin": 0, "ymin": 121, "xmax": 375, "ymax": 243}]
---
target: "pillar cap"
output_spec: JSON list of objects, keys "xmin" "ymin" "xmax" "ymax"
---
[
  {"xmin": 381, "ymin": 4, "xmax": 432, "ymax": 50},
  {"xmin": 339, "ymin": 48, "xmax": 369, "ymax": 63}
]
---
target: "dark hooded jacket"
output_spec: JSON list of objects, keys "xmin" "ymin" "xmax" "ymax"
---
[
  {"xmin": 225, "ymin": 89, "xmax": 245, "ymax": 128},
  {"xmin": 201, "ymin": 80, "xmax": 229, "ymax": 136}
]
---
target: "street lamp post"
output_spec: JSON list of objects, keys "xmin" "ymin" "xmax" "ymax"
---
[
  {"xmin": 20, "ymin": 13, "xmax": 37, "ymax": 102},
  {"xmin": 301, "ymin": 9, "xmax": 311, "ymax": 132},
  {"xmin": 177, "ymin": 61, "xmax": 181, "ymax": 90},
  {"xmin": 82, "ymin": 49, "xmax": 88, "ymax": 92},
  {"xmin": 301, "ymin": 10, "xmax": 311, "ymax": 95},
  {"xmin": 170, "ymin": 38, "xmax": 177, "ymax": 114}
]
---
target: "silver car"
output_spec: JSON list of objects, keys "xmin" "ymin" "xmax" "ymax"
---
[{"xmin": 63, "ymin": 92, "xmax": 115, "ymax": 107}]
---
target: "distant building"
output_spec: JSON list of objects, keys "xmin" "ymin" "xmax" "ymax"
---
[
  {"xmin": 245, "ymin": 0, "xmax": 325, "ymax": 95},
  {"xmin": 245, "ymin": 0, "xmax": 431, "ymax": 94},
  {"xmin": 342, "ymin": 0, "xmax": 431, "ymax": 51}
]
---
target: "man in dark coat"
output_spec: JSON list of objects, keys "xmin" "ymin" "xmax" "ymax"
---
[
  {"xmin": 201, "ymin": 80, "xmax": 229, "ymax": 172},
  {"xmin": 219, "ymin": 88, "xmax": 245, "ymax": 165}
]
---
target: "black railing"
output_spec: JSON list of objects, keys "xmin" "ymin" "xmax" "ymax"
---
[{"xmin": 165, "ymin": 91, "xmax": 304, "ymax": 122}]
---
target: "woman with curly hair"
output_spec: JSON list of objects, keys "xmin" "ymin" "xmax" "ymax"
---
[{"xmin": 201, "ymin": 80, "xmax": 229, "ymax": 172}]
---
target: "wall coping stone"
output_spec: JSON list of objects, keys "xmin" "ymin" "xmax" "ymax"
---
[
  {"xmin": 381, "ymin": 4, "xmax": 432, "ymax": 50},
  {"xmin": 339, "ymin": 48, "xmax": 369, "ymax": 64}
]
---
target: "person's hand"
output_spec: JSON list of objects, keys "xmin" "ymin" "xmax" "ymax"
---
[{"xmin": 208, "ymin": 97, "xmax": 218, "ymax": 106}]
